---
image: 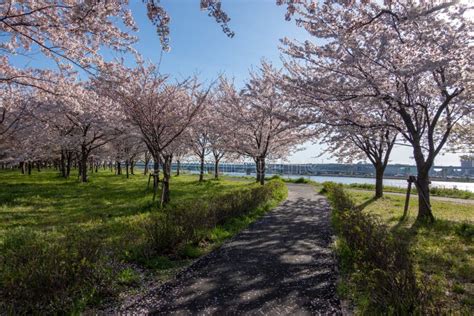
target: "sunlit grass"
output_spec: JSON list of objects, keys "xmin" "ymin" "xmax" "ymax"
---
[
  {"xmin": 0, "ymin": 169, "xmax": 252, "ymax": 242},
  {"xmin": 349, "ymin": 190, "xmax": 474, "ymax": 313}
]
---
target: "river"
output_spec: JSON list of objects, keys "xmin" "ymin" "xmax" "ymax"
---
[{"xmin": 221, "ymin": 172, "xmax": 474, "ymax": 192}]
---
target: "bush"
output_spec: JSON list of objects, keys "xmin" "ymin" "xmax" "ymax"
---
[
  {"xmin": 141, "ymin": 179, "xmax": 287, "ymax": 257},
  {"xmin": 0, "ymin": 227, "xmax": 116, "ymax": 314},
  {"xmin": 322, "ymin": 182, "xmax": 355, "ymax": 211},
  {"xmin": 325, "ymin": 184, "xmax": 424, "ymax": 314},
  {"xmin": 293, "ymin": 177, "xmax": 310, "ymax": 184}
]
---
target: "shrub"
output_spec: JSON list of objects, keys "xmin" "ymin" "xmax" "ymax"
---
[
  {"xmin": 325, "ymin": 184, "xmax": 424, "ymax": 314},
  {"xmin": 293, "ymin": 177, "xmax": 309, "ymax": 184},
  {"xmin": 322, "ymin": 182, "xmax": 355, "ymax": 211},
  {"xmin": 141, "ymin": 180, "xmax": 287, "ymax": 257},
  {"xmin": 0, "ymin": 227, "xmax": 116, "ymax": 314},
  {"xmin": 141, "ymin": 213, "xmax": 184, "ymax": 257}
]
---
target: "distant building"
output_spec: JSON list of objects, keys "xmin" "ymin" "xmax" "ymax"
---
[{"xmin": 460, "ymin": 155, "xmax": 474, "ymax": 168}]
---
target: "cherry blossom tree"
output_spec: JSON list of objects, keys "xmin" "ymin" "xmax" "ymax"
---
[
  {"xmin": 145, "ymin": 0, "xmax": 233, "ymax": 51},
  {"xmin": 1, "ymin": 1, "xmax": 137, "ymax": 89},
  {"xmin": 187, "ymin": 108, "xmax": 212, "ymax": 182},
  {"xmin": 206, "ymin": 93, "xmax": 232, "ymax": 180},
  {"xmin": 318, "ymin": 120, "xmax": 397, "ymax": 198},
  {"xmin": 219, "ymin": 63, "xmax": 310, "ymax": 185},
  {"xmin": 99, "ymin": 62, "xmax": 209, "ymax": 206},
  {"xmin": 281, "ymin": 0, "xmax": 473, "ymax": 222},
  {"xmin": 49, "ymin": 82, "xmax": 124, "ymax": 182}
]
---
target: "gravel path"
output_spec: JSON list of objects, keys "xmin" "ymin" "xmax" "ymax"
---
[{"xmin": 126, "ymin": 184, "xmax": 341, "ymax": 315}]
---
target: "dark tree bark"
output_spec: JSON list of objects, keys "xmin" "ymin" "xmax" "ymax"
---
[
  {"xmin": 65, "ymin": 152, "xmax": 72, "ymax": 178},
  {"xmin": 125, "ymin": 159, "xmax": 130, "ymax": 179},
  {"xmin": 130, "ymin": 160, "xmax": 135, "ymax": 175},
  {"xmin": 413, "ymin": 145, "xmax": 435, "ymax": 223},
  {"xmin": 80, "ymin": 145, "xmax": 88, "ymax": 183},
  {"xmin": 160, "ymin": 154, "xmax": 172, "ymax": 207},
  {"xmin": 255, "ymin": 157, "xmax": 266, "ymax": 185},
  {"xmin": 116, "ymin": 161, "xmax": 122, "ymax": 175},
  {"xmin": 374, "ymin": 163, "xmax": 385, "ymax": 199},
  {"xmin": 144, "ymin": 151, "xmax": 152, "ymax": 175},
  {"xmin": 60, "ymin": 151, "xmax": 66, "ymax": 177},
  {"xmin": 212, "ymin": 150, "xmax": 225, "ymax": 180},
  {"xmin": 214, "ymin": 159, "xmax": 219, "ymax": 179},
  {"xmin": 27, "ymin": 161, "xmax": 32, "ymax": 175},
  {"xmin": 199, "ymin": 155, "xmax": 205, "ymax": 182},
  {"xmin": 176, "ymin": 159, "xmax": 181, "ymax": 176}
]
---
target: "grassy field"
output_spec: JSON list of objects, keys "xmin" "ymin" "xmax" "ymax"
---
[
  {"xmin": 347, "ymin": 182, "xmax": 474, "ymax": 199},
  {"xmin": 348, "ymin": 190, "xmax": 473, "ymax": 313},
  {"xmin": 0, "ymin": 169, "xmax": 287, "ymax": 313},
  {"xmin": 0, "ymin": 169, "xmax": 252, "ymax": 238},
  {"xmin": 264, "ymin": 175, "xmax": 474, "ymax": 200}
]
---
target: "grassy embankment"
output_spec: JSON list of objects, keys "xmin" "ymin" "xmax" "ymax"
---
[
  {"xmin": 323, "ymin": 182, "xmax": 473, "ymax": 314},
  {"xmin": 0, "ymin": 169, "xmax": 287, "ymax": 314},
  {"xmin": 264, "ymin": 174, "xmax": 473, "ymax": 200}
]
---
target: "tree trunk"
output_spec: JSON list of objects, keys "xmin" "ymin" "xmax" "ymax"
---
[
  {"xmin": 375, "ymin": 164, "xmax": 385, "ymax": 199},
  {"xmin": 65, "ymin": 152, "xmax": 72, "ymax": 178},
  {"xmin": 36, "ymin": 161, "xmax": 41, "ymax": 172},
  {"xmin": 199, "ymin": 155, "xmax": 205, "ymax": 182},
  {"xmin": 160, "ymin": 155, "xmax": 172, "ymax": 207},
  {"xmin": 60, "ymin": 151, "xmax": 66, "ymax": 177},
  {"xmin": 255, "ymin": 157, "xmax": 265, "ymax": 185},
  {"xmin": 416, "ymin": 171, "xmax": 435, "ymax": 223},
  {"xmin": 130, "ymin": 160, "xmax": 135, "ymax": 175},
  {"xmin": 20, "ymin": 161, "xmax": 25, "ymax": 174},
  {"xmin": 116, "ymin": 161, "xmax": 122, "ymax": 175},
  {"xmin": 27, "ymin": 161, "xmax": 32, "ymax": 175},
  {"xmin": 80, "ymin": 145, "xmax": 88, "ymax": 183},
  {"xmin": 214, "ymin": 158, "xmax": 219, "ymax": 179},
  {"xmin": 255, "ymin": 158, "xmax": 261, "ymax": 184},
  {"xmin": 412, "ymin": 143, "xmax": 435, "ymax": 223},
  {"xmin": 125, "ymin": 159, "xmax": 130, "ymax": 179},
  {"xmin": 176, "ymin": 159, "xmax": 181, "ymax": 176},
  {"xmin": 144, "ymin": 155, "xmax": 150, "ymax": 175},
  {"xmin": 144, "ymin": 162, "xmax": 149, "ymax": 175}
]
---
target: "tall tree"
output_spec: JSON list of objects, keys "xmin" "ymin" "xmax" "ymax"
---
[
  {"xmin": 100, "ymin": 62, "xmax": 209, "ymax": 206},
  {"xmin": 282, "ymin": 0, "xmax": 473, "ymax": 222},
  {"xmin": 219, "ymin": 62, "xmax": 309, "ymax": 184}
]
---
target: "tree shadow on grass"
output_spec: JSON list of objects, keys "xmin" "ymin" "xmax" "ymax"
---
[{"xmin": 356, "ymin": 196, "xmax": 379, "ymax": 211}]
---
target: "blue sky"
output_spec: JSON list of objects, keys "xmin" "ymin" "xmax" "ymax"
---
[{"xmin": 10, "ymin": 0, "xmax": 464, "ymax": 166}]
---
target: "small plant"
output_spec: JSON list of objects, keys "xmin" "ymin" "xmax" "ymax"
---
[
  {"xmin": 179, "ymin": 244, "xmax": 203, "ymax": 258},
  {"xmin": 117, "ymin": 268, "xmax": 141, "ymax": 286}
]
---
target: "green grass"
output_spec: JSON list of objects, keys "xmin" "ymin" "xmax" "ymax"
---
[
  {"xmin": 348, "ymin": 190, "xmax": 474, "ymax": 313},
  {"xmin": 347, "ymin": 182, "xmax": 474, "ymax": 199},
  {"xmin": 0, "ymin": 169, "xmax": 252, "ymax": 242},
  {"xmin": 0, "ymin": 169, "xmax": 287, "ymax": 313}
]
